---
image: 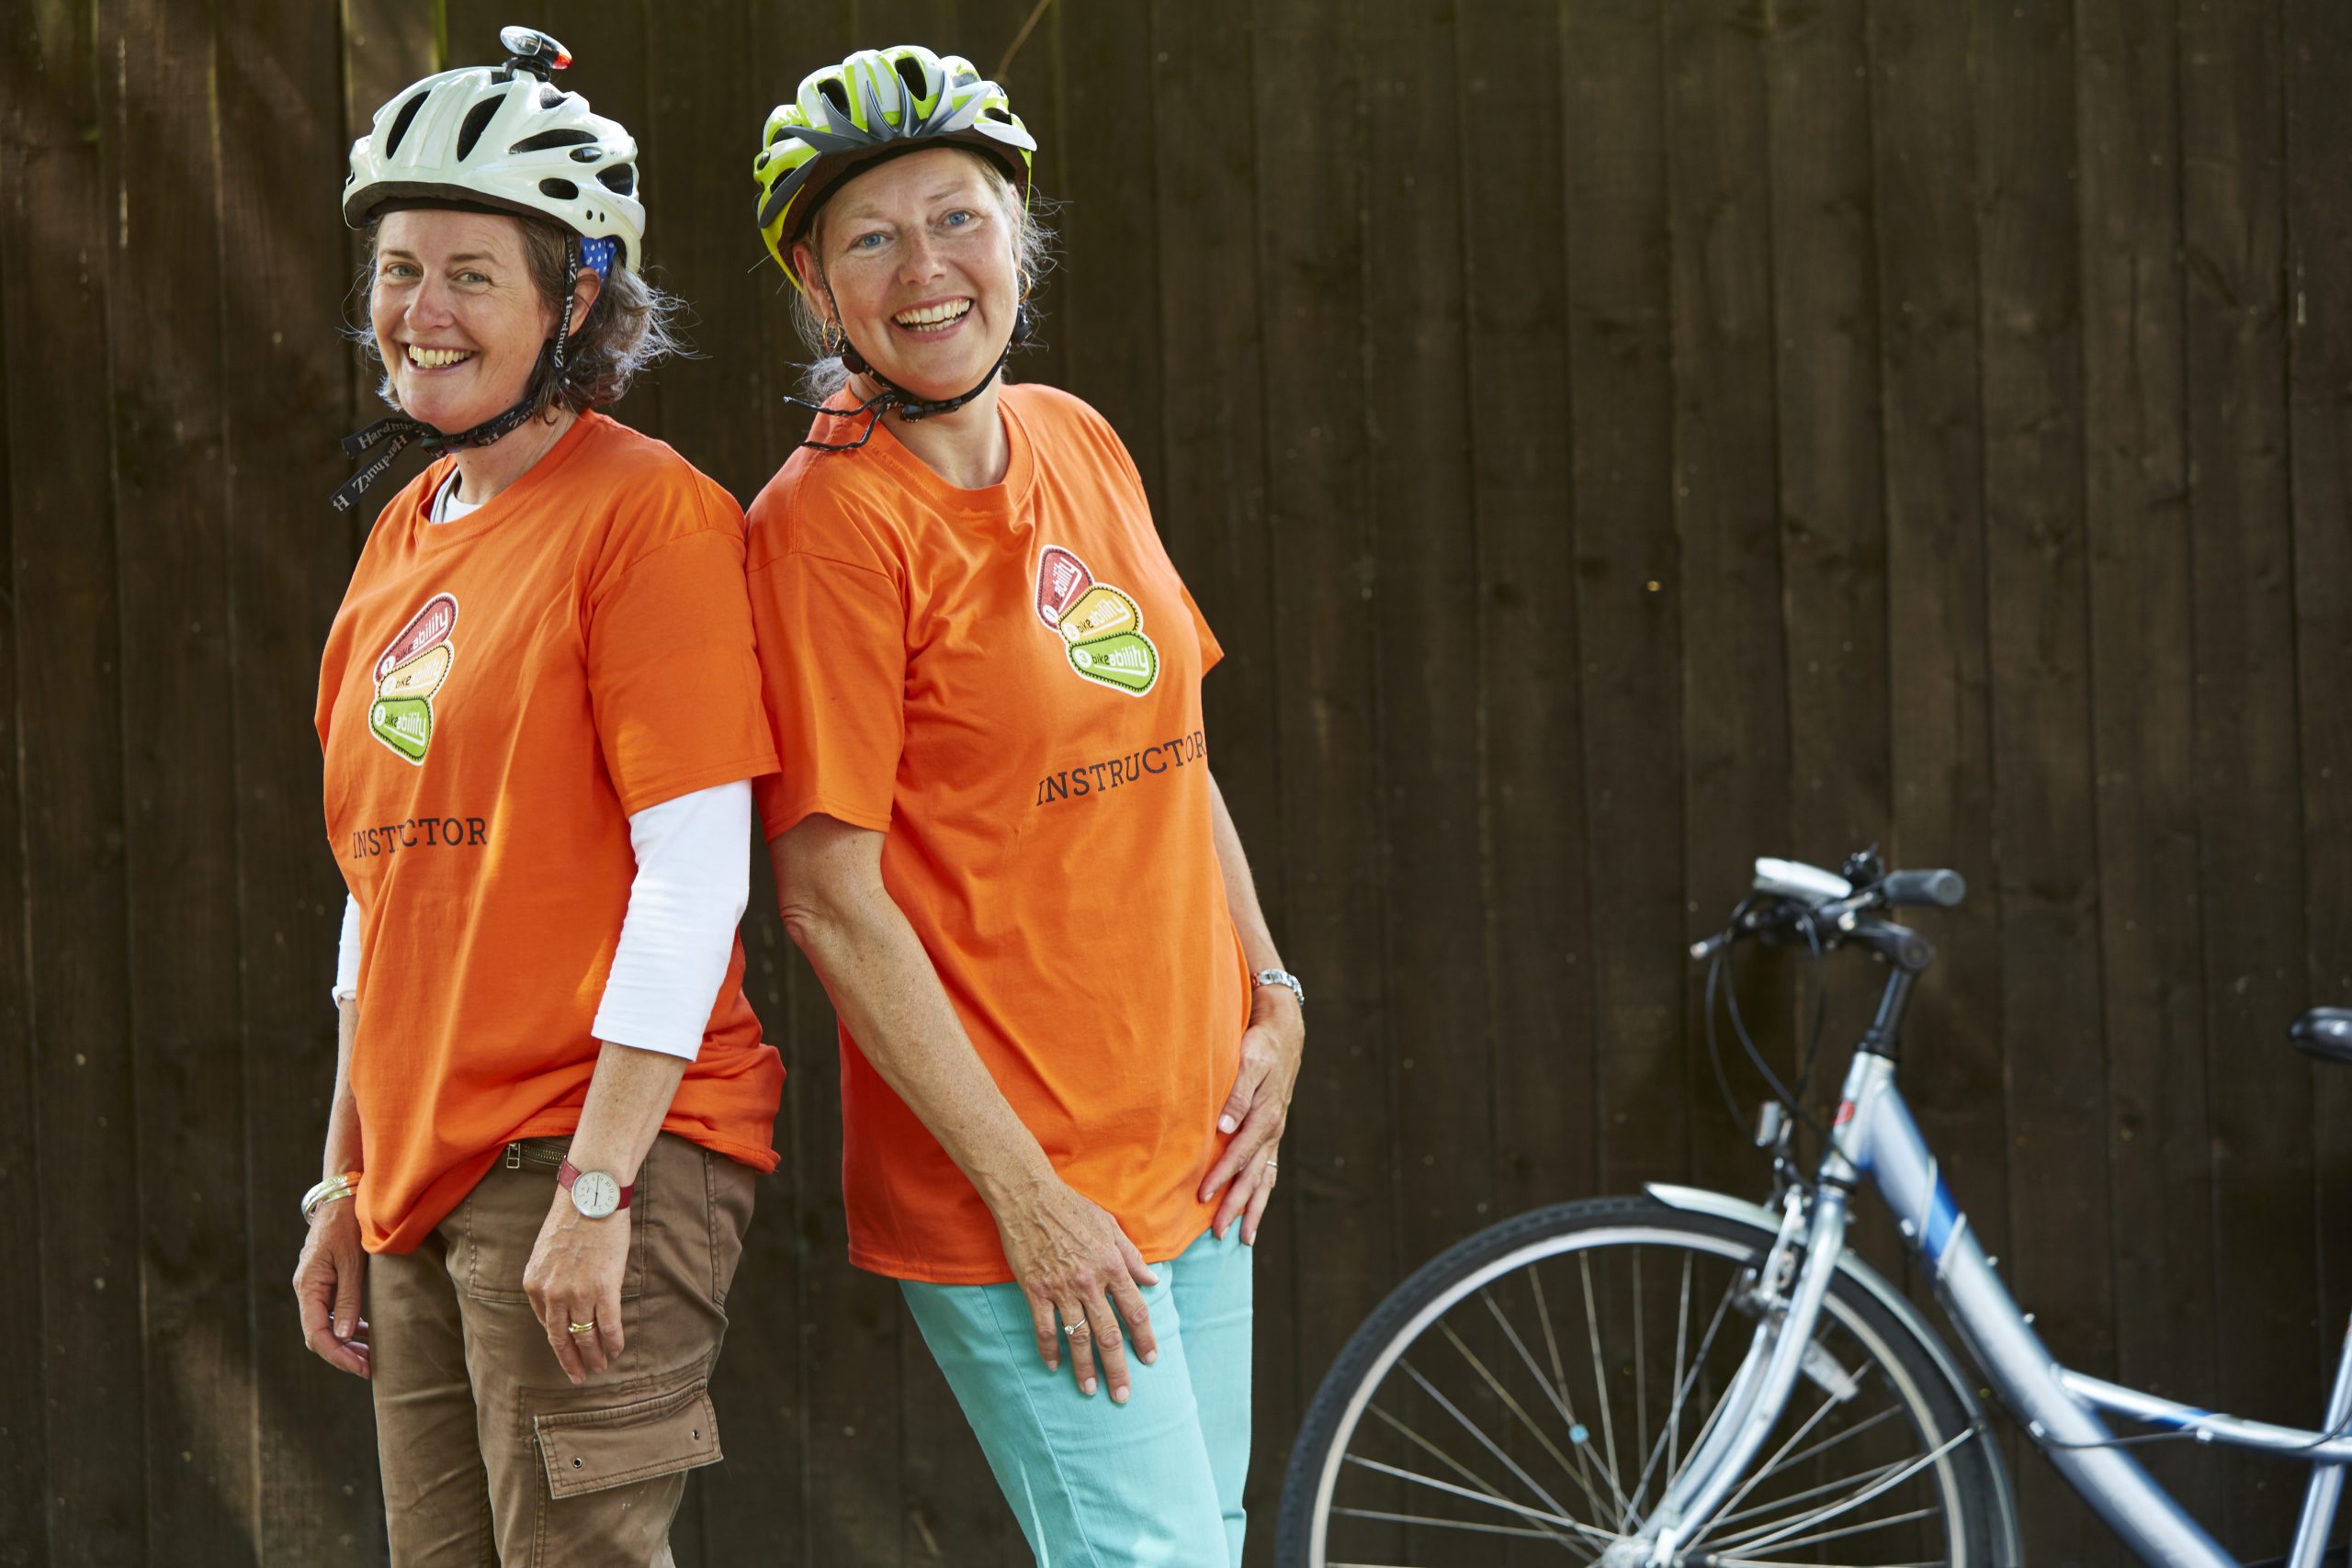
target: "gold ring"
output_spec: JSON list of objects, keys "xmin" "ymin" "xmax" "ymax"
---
[{"xmin": 567, "ymin": 1319, "xmax": 597, "ymax": 1335}]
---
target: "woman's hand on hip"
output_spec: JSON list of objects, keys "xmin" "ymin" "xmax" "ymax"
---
[
  {"xmin": 524, "ymin": 1195, "xmax": 629, "ymax": 1384},
  {"xmin": 993, "ymin": 1176, "xmax": 1161, "ymax": 1405},
  {"xmin": 1201, "ymin": 987, "xmax": 1304, "ymax": 1246},
  {"xmin": 292, "ymin": 1199, "xmax": 371, "ymax": 1378}
]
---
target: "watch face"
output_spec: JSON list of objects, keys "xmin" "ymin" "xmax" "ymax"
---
[{"xmin": 570, "ymin": 1169, "xmax": 621, "ymax": 1219}]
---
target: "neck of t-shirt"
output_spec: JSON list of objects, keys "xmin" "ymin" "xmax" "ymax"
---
[
  {"xmin": 430, "ymin": 468, "xmax": 481, "ymax": 525},
  {"xmin": 866, "ymin": 377, "xmax": 1011, "ymax": 491}
]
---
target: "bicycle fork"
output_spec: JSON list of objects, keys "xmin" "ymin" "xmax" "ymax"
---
[{"xmin": 1605, "ymin": 1116, "xmax": 1864, "ymax": 1564}]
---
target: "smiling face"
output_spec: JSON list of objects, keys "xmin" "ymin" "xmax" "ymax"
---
[
  {"xmin": 369, "ymin": 209, "xmax": 579, "ymax": 433},
  {"xmin": 795, "ymin": 147, "xmax": 1022, "ymax": 402}
]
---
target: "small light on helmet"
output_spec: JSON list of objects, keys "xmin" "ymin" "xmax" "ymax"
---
[{"xmin": 497, "ymin": 26, "xmax": 571, "ymax": 78}]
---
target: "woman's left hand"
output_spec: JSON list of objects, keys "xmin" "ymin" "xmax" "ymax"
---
[
  {"xmin": 1200, "ymin": 988, "xmax": 1304, "ymax": 1245},
  {"xmin": 523, "ymin": 1196, "xmax": 631, "ymax": 1384}
]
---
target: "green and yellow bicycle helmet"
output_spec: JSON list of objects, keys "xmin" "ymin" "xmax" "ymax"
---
[{"xmin": 753, "ymin": 44, "xmax": 1035, "ymax": 293}]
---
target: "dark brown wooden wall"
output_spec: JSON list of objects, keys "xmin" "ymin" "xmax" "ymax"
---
[{"xmin": 5, "ymin": 0, "xmax": 2348, "ymax": 1562}]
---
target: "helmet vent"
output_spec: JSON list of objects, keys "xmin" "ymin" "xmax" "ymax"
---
[
  {"xmin": 819, "ymin": 77, "xmax": 852, "ymax": 122},
  {"xmin": 539, "ymin": 85, "xmax": 566, "ymax": 109},
  {"xmin": 456, "ymin": 97, "xmax": 501, "ymax": 162},
  {"xmin": 596, "ymin": 164, "xmax": 635, "ymax": 197},
  {"xmin": 511, "ymin": 127, "xmax": 596, "ymax": 153},
  {"xmin": 894, "ymin": 57, "xmax": 929, "ymax": 101},
  {"xmin": 384, "ymin": 89, "xmax": 429, "ymax": 159},
  {"xmin": 538, "ymin": 177, "xmax": 580, "ymax": 200}
]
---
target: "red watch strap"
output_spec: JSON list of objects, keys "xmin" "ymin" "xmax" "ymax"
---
[{"xmin": 556, "ymin": 1157, "xmax": 634, "ymax": 1209}]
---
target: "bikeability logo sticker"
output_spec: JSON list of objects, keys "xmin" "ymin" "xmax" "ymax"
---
[
  {"xmin": 1035, "ymin": 546, "xmax": 1159, "ymax": 696},
  {"xmin": 368, "ymin": 592, "xmax": 458, "ymax": 764}
]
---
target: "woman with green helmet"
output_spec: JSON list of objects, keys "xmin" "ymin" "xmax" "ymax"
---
[
  {"xmin": 746, "ymin": 43, "xmax": 1306, "ymax": 1562},
  {"xmin": 294, "ymin": 28, "xmax": 784, "ymax": 1564}
]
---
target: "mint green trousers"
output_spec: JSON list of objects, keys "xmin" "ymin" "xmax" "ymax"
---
[{"xmin": 900, "ymin": 1225, "xmax": 1253, "ymax": 1566}]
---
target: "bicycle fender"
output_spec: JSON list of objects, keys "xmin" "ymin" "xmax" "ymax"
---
[{"xmin": 1645, "ymin": 1181, "xmax": 2024, "ymax": 1551}]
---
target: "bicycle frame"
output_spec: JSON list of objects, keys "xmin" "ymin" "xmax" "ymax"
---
[{"xmin": 1631, "ymin": 1041, "xmax": 2352, "ymax": 1566}]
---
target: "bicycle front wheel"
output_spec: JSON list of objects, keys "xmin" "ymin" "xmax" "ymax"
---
[{"xmin": 1278, "ymin": 1194, "xmax": 2017, "ymax": 1566}]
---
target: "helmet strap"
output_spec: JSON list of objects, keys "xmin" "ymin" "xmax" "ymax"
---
[
  {"xmin": 792, "ymin": 291, "xmax": 1033, "ymax": 453},
  {"xmin": 327, "ymin": 236, "xmax": 586, "ymax": 513}
]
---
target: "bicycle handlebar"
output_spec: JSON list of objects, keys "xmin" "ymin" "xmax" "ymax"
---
[{"xmin": 1687, "ymin": 855, "xmax": 1966, "ymax": 964}]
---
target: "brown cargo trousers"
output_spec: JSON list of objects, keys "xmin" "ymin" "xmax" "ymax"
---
[{"xmin": 368, "ymin": 1133, "xmax": 757, "ymax": 1566}]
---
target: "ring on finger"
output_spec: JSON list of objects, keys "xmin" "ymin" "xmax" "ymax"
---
[
  {"xmin": 566, "ymin": 1319, "xmax": 597, "ymax": 1335},
  {"xmin": 1062, "ymin": 1320, "xmax": 1091, "ymax": 1338},
  {"xmin": 1264, "ymin": 1156, "xmax": 1278, "ymax": 1171}
]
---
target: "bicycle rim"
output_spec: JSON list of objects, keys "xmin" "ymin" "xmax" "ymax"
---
[{"xmin": 1288, "ymin": 1201, "xmax": 2004, "ymax": 1566}]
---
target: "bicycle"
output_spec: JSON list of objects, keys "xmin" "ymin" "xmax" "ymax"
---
[{"xmin": 1277, "ymin": 848, "xmax": 2352, "ymax": 1566}]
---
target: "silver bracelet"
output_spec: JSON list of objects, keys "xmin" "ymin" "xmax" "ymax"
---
[
  {"xmin": 300, "ymin": 1172, "xmax": 361, "ymax": 1224},
  {"xmin": 1253, "ymin": 968, "xmax": 1306, "ymax": 1010}
]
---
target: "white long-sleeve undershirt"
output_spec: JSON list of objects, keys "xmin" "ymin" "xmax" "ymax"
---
[{"xmin": 334, "ymin": 779, "xmax": 752, "ymax": 1062}]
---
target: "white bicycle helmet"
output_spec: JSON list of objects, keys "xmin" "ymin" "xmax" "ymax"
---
[{"xmin": 345, "ymin": 27, "xmax": 643, "ymax": 273}]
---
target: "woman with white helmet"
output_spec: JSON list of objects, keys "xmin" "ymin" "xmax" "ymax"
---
[
  {"xmin": 747, "ymin": 45, "xmax": 1305, "ymax": 1562},
  {"xmin": 291, "ymin": 28, "xmax": 784, "ymax": 1564}
]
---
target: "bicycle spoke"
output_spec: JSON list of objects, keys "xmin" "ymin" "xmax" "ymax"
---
[
  {"xmin": 1739, "ymin": 1402, "xmax": 1901, "ymax": 1486},
  {"xmin": 1365, "ymin": 1403, "xmax": 1596, "ymax": 1552},
  {"xmin": 1478, "ymin": 1286, "xmax": 1635, "ymax": 1521},
  {"xmin": 1631, "ymin": 1258, "xmax": 1744, "ymax": 1507},
  {"xmin": 1733, "ymin": 1505, "xmax": 1936, "ymax": 1554},
  {"xmin": 1705, "ymin": 1454, "xmax": 1909, "ymax": 1529},
  {"xmin": 1702, "ymin": 1428, "xmax": 1971, "ymax": 1553},
  {"xmin": 1341, "ymin": 1452, "xmax": 1620, "ymax": 1544},
  {"xmin": 1579, "ymin": 1252, "xmax": 1626, "ymax": 1506},
  {"xmin": 1634, "ymin": 1249, "xmax": 1649, "ymax": 1501},
  {"xmin": 1698, "ymin": 1351, "xmax": 1869, "ymax": 1536},
  {"xmin": 1334, "ymin": 1505, "xmax": 1603, "ymax": 1552},
  {"xmin": 1401, "ymin": 1355, "xmax": 1583, "ymax": 1529},
  {"xmin": 1432, "ymin": 1323, "xmax": 1611, "ymax": 1518}
]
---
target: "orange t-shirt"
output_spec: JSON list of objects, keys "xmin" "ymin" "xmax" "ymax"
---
[
  {"xmin": 747, "ymin": 383, "xmax": 1250, "ymax": 1284},
  {"xmin": 317, "ymin": 412, "xmax": 785, "ymax": 1255}
]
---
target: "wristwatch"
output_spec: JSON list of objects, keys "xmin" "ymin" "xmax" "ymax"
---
[
  {"xmin": 557, "ymin": 1158, "xmax": 633, "ymax": 1219},
  {"xmin": 1254, "ymin": 968, "xmax": 1306, "ymax": 1010}
]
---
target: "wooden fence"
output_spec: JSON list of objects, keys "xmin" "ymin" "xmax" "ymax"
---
[{"xmin": 5, "ymin": 0, "xmax": 2349, "ymax": 1562}]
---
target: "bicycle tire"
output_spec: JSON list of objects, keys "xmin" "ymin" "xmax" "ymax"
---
[{"xmin": 1277, "ymin": 1193, "xmax": 2019, "ymax": 1566}]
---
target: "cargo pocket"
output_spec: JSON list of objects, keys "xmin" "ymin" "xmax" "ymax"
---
[{"xmin": 532, "ymin": 1377, "xmax": 721, "ymax": 1499}]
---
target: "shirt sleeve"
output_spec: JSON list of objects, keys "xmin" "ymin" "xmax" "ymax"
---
[
  {"xmin": 590, "ymin": 780, "xmax": 752, "ymax": 1060},
  {"xmin": 332, "ymin": 894, "xmax": 360, "ymax": 1008},
  {"xmin": 746, "ymin": 548, "xmax": 908, "ymax": 841},
  {"xmin": 586, "ymin": 525, "xmax": 778, "ymax": 817}
]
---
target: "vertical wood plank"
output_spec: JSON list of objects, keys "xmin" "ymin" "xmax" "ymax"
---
[
  {"xmin": 1765, "ymin": 0, "xmax": 1907, "ymax": 1288},
  {"xmin": 1767, "ymin": 0, "xmax": 1889, "ymax": 859},
  {"xmin": 1251, "ymin": 0, "xmax": 1394, "ymax": 1453},
  {"xmin": 1362, "ymin": 0, "xmax": 1486, "ymax": 1278},
  {"xmin": 0, "ymin": 81, "xmax": 43, "ymax": 1568},
  {"xmin": 2285, "ymin": 0, "xmax": 2352, "ymax": 1351},
  {"xmin": 1458, "ymin": 0, "xmax": 1598, "ymax": 1225},
  {"xmin": 1566, "ymin": 0, "xmax": 1686, "ymax": 1194},
  {"xmin": 1046, "ymin": 0, "xmax": 1162, "ymax": 495},
  {"xmin": 222, "ymin": 0, "xmax": 393, "ymax": 1561},
  {"xmin": 1662, "ymin": 0, "xmax": 1791, "ymax": 1197},
  {"xmin": 637, "ymin": 0, "xmax": 776, "ymax": 506},
  {"xmin": 2075, "ymin": 0, "xmax": 2221, "ymax": 1526},
  {"xmin": 1973, "ymin": 3, "xmax": 2114, "ymax": 1558},
  {"xmin": 1867, "ymin": 0, "xmax": 2012, "ymax": 1348},
  {"xmin": 1144, "ymin": 3, "xmax": 1296, "ymax": 1538},
  {"xmin": 4, "ymin": 0, "xmax": 146, "ymax": 1559},
  {"xmin": 2179, "ymin": 0, "xmax": 2313, "ymax": 1544},
  {"xmin": 102, "ymin": 0, "xmax": 257, "ymax": 1555}
]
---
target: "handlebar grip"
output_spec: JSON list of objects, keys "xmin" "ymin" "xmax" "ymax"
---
[{"xmin": 1881, "ymin": 868, "xmax": 1966, "ymax": 908}]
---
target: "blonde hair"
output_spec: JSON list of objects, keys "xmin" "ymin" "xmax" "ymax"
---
[{"xmin": 786, "ymin": 149, "xmax": 1054, "ymax": 402}]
